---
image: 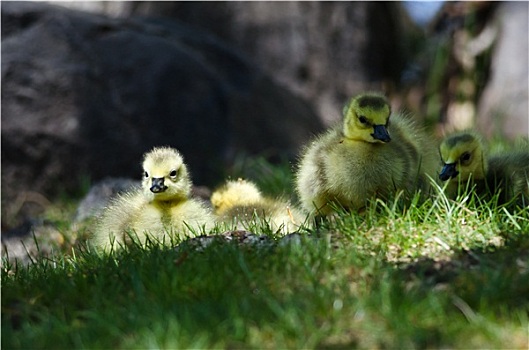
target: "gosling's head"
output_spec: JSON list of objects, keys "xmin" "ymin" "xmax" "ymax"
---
[
  {"xmin": 211, "ymin": 178, "xmax": 263, "ymax": 215},
  {"xmin": 141, "ymin": 147, "xmax": 192, "ymax": 202},
  {"xmin": 342, "ymin": 93, "xmax": 392, "ymax": 143},
  {"xmin": 439, "ymin": 131, "xmax": 487, "ymax": 182}
]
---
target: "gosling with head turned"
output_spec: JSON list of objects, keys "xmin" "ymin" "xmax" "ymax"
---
[
  {"xmin": 439, "ymin": 130, "xmax": 529, "ymax": 206},
  {"xmin": 92, "ymin": 147, "xmax": 215, "ymax": 251},
  {"xmin": 295, "ymin": 92, "xmax": 439, "ymax": 215},
  {"xmin": 211, "ymin": 178, "xmax": 306, "ymax": 234}
]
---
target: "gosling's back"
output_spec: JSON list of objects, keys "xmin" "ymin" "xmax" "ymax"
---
[
  {"xmin": 486, "ymin": 151, "xmax": 529, "ymax": 205},
  {"xmin": 212, "ymin": 179, "xmax": 306, "ymax": 234}
]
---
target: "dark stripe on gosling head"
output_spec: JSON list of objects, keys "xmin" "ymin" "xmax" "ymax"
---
[
  {"xmin": 356, "ymin": 95, "xmax": 389, "ymax": 110},
  {"xmin": 443, "ymin": 133, "xmax": 476, "ymax": 148}
]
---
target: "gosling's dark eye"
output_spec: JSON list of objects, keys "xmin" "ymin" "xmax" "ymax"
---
[
  {"xmin": 461, "ymin": 152, "xmax": 471, "ymax": 162},
  {"xmin": 358, "ymin": 116, "xmax": 368, "ymax": 124},
  {"xmin": 144, "ymin": 171, "xmax": 149, "ymax": 178},
  {"xmin": 169, "ymin": 169, "xmax": 178, "ymax": 178}
]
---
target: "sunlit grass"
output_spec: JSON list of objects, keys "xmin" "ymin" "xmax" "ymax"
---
[{"xmin": 2, "ymin": 158, "xmax": 529, "ymax": 349}]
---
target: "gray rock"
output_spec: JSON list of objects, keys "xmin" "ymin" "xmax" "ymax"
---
[
  {"xmin": 177, "ymin": 230, "xmax": 275, "ymax": 252},
  {"xmin": 55, "ymin": 1, "xmax": 411, "ymax": 126},
  {"xmin": 1, "ymin": 2, "xmax": 323, "ymax": 227}
]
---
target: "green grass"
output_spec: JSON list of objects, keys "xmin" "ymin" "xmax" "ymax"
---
[{"xmin": 2, "ymin": 160, "xmax": 529, "ymax": 349}]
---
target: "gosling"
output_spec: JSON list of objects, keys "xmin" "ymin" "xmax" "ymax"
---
[
  {"xmin": 92, "ymin": 147, "xmax": 215, "ymax": 251},
  {"xmin": 439, "ymin": 130, "xmax": 529, "ymax": 206},
  {"xmin": 211, "ymin": 178, "xmax": 306, "ymax": 234},
  {"xmin": 295, "ymin": 92, "xmax": 438, "ymax": 215}
]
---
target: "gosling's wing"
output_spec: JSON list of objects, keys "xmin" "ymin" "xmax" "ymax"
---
[
  {"xmin": 295, "ymin": 128, "xmax": 342, "ymax": 212},
  {"xmin": 168, "ymin": 198, "xmax": 215, "ymax": 237},
  {"xmin": 91, "ymin": 190, "xmax": 145, "ymax": 250},
  {"xmin": 211, "ymin": 179, "xmax": 263, "ymax": 215},
  {"xmin": 389, "ymin": 114, "xmax": 440, "ymax": 188}
]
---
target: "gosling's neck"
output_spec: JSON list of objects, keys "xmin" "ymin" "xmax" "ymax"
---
[
  {"xmin": 340, "ymin": 132, "xmax": 386, "ymax": 146},
  {"xmin": 144, "ymin": 188, "xmax": 190, "ymax": 207},
  {"xmin": 469, "ymin": 150, "xmax": 488, "ymax": 181}
]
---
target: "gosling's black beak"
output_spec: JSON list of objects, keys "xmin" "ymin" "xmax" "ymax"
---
[
  {"xmin": 439, "ymin": 163, "xmax": 458, "ymax": 181},
  {"xmin": 150, "ymin": 177, "xmax": 168, "ymax": 193},
  {"xmin": 372, "ymin": 125, "xmax": 391, "ymax": 143}
]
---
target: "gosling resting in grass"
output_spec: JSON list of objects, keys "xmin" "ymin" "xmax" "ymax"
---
[
  {"xmin": 211, "ymin": 178, "xmax": 306, "ymax": 234},
  {"xmin": 295, "ymin": 92, "xmax": 438, "ymax": 215},
  {"xmin": 439, "ymin": 130, "xmax": 529, "ymax": 206},
  {"xmin": 92, "ymin": 147, "xmax": 214, "ymax": 251}
]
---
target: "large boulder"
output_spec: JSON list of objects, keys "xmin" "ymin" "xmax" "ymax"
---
[
  {"xmin": 51, "ymin": 1, "xmax": 413, "ymax": 125},
  {"xmin": 1, "ymin": 2, "xmax": 322, "ymax": 227}
]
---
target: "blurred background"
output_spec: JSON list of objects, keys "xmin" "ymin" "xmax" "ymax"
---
[{"xmin": 2, "ymin": 1, "xmax": 528, "ymax": 230}]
